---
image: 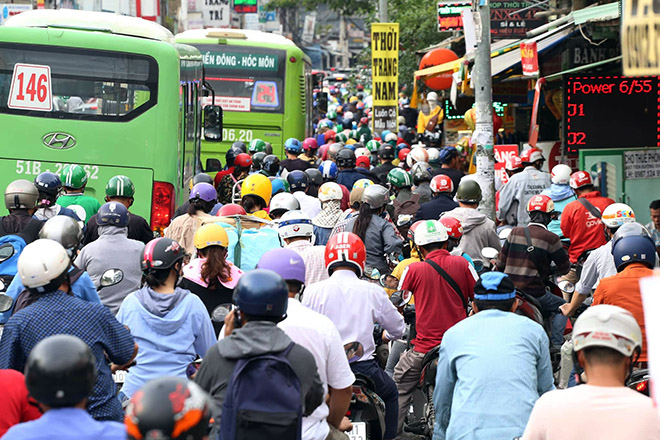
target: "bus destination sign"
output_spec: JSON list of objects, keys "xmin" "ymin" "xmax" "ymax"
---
[{"xmin": 202, "ymin": 51, "xmax": 278, "ymax": 71}]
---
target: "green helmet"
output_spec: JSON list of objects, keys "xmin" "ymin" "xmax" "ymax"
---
[
  {"xmin": 366, "ymin": 140, "xmax": 380, "ymax": 153},
  {"xmin": 387, "ymin": 168, "xmax": 412, "ymax": 188},
  {"xmin": 335, "ymin": 123, "xmax": 344, "ymax": 132},
  {"xmin": 349, "ymin": 130, "xmax": 358, "ymax": 140},
  {"xmin": 252, "ymin": 151, "xmax": 267, "ymax": 171},
  {"xmin": 60, "ymin": 164, "xmax": 88, "ymax": 189},
  {"xmin": 326, "ymin": 110, "xmax": 337, "ymax": 120},
  {"xmin": 248, "ymin": 139, "xmax": 266, "ymax": 153},
  {"xmin": 336, "ymin": 133, "xmax": 348, "ymax": 143},
  {"xmin": 106, "ymin": 175, "xmax": 135, "ymax": 198},
  {"xmin": 456, "ymin": 179, "xmax": 482, "ymax": 203}
]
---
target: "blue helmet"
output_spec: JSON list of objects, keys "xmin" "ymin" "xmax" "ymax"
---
[
  {"xmin": 439, "ymin": 146, "xmax": 459, "ymax": 164},
  {"xmin": 319, "ymin": 160, "xmax": 338, "ymax": 180},
  {"xmin": 343, "ymin": 143, "xmax": 356, "ymax": 152},
  {"xmin": 97, "ymin": 201, "xmax": 129, "ymax": 227},
  {"xmin": 612, "ymin": 235, "xmax": 656, "ymax": 272},
  {"xmin": 34, "ymin": 172, "xmax": 62, "ymax": 196},
  {"xmin": 257, "ymin": 248, "xmax": 306, "ymax": 284},
  {"xmin": 286, "ymin": 170, "xmax": 308, "ymax": 192},
  {"xmin": 233, "ymin": 269, "xmax": 289, "ymax": 318},
  {"xmin": 271, "ymin": 177, "xmax": 289, "ymax": 195},
  {"xmin": 284, "ymin": 138, "xmax": 302, "ymax": 154}
]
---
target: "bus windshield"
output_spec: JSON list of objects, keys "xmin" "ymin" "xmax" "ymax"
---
[
  {"xmin": 0, "ymin": 43, "xmax": 157, "ymax": 121},
  {"xmin": 196, "ymin": 43, "xmax": 285, "ymax": 114}
]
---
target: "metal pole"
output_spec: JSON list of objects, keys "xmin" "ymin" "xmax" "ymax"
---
[
  {"xmin": 472, "ymin": 0, "xmax": 495, "ymax": 220},
  {"xmin": 379, "ymin": 0, "xmax": 388, "ymax": 22}
]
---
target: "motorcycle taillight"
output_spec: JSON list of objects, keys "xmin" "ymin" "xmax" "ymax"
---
[{"xmin": 637, "ymin": 381, "xmax": 648, "ymax": 392}]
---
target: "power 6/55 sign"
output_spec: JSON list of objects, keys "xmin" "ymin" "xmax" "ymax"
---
[{"xmin": 7, "ymin": 64, "xmax": 52, "ymax": 111}]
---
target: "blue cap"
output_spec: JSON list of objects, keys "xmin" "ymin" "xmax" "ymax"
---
[{"xmin": 473, "ymin": 272, "xmax": 516, "ymax": 301}]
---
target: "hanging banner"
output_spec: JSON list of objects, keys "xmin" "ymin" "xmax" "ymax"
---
[
  {"xmin": 371, "ymin": 22, "xmax": 399, "ymax": 134},
  {"xmin": 528, "ymin": 78, "xmax": 545, "ymax": 147},
  {"xmin": 520, "ymin": 41, "xmax": 539, "ymax": 76}
]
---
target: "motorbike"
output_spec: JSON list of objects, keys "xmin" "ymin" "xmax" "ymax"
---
[
  {"xmin": 344, "ymin": 341, "xmax": 387, "ymax": 440},
  {"xmin": 627, "ymin": 369, "xmax": 650, "ymax": 396}
]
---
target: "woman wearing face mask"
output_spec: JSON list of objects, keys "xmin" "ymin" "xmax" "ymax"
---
[{"xmin": 115, "ymin": 237, "xmax": 216, "ymax": 402}]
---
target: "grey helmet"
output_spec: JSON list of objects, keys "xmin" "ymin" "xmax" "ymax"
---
[
  {"xmin": 269, "ymin": 192, "xmax": 300, "ymax": 216},
  {"xmin": 327, "ymin": 143, "xmax": 345, "ymax": 161},
  {"xmin": 410, "ymin": 162, "xmax": 433, "ymax": 185},
  {"xmin": 361, "ymin": 184, "xmax": 390, "ymax": 209},
  {"xmin": 5, "ymin": 179, "xmax": 39, "ymax": 210},
  {"xmin": 38, "ymin": 215, "xmax": 83, "ymax": 258}
]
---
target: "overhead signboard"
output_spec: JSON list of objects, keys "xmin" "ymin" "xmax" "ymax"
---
[
  {"xmin": 234, "ymin": 0, "xmax": 257, "ymax": 13},
  {"xmin": 437, "ymin": 1, "xmax": 470, "ymax": 31},
  {"xmin": 371, "ymin": 23, "xmax": 399, "ymax": 134},
  {"xmin": 622, "ymin": 0, "xmax": 659, "ymax": 76},
  {"xmin": 563, "ymin": 75, "xmax": 660, "ymax": 151},
  {"xmin": 490, "ymin": 1, "xmax": 545, "ymax": 38}
]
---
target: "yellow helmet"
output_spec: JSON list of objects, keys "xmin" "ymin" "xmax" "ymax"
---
[
  {"xmin": 349, "ymin": 96, "xmax": 359, "ymax": 103},
  {"xmin": 346, "ymin": 138, "xmax": 357, "ymax": 145},
  {"xmin": 240, "ymin": 173, "xmax": 272, "ymax": 206},
  {"xmin": 194, "ymin": 223, "xmax": 229, "ymax": 249}
]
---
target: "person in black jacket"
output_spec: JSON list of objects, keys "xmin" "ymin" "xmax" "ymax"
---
[
  {"xmin": 1, "ymin": 180, "xmax": 42, "ymax": 243},
  {"xmin": 415, "ymin": 174, "xmax": 458, "ymax": 221},
  {"xmin": 372, "ymin": 144, "xmax": 397, "ymax": 185}
]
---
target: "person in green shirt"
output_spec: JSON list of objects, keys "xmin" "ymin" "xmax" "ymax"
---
[{"xmin": 56, "ymin": 164, "xmax": 101, "ymax": 224}]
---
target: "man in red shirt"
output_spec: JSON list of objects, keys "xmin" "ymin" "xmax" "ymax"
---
[
  {"xmin": 0, "ymin": 370, "xmax": 41, "ymax": 436},
  {"xmin": 560, "ymin": 171, "xmax": 614, "ymax": 294},
  {"xmin": 393, "ymin": 219, "xmax": 477, "ymax": 435}
]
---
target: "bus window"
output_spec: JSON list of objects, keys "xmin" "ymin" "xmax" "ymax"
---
[{"xmin": 0, "ymin": 43, "xmax": 157, "ymax": 120}]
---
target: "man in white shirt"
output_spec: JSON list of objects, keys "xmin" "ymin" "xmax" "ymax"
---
[
  {"xmin": 278, "ymin": 210, "xmax": 329, "ymax": 285},
  {"xmin": 303, "ymin": 232, "xmax": 405, "ymax": 440},
  {"xmin": 257, "ymin": 248, "xmax": 355, "ymax": 440},
  {"xmin": 522, "ymin": 305, "xmax": 660, "ymax": 440},
  {"xmin": 287, "ymin": 170, "xmax": 322, "ymax": 218}
]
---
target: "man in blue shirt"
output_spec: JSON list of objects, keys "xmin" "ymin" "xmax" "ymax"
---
[
  {"xmin": 2, "ymin": 334, "xmax": 126, "ymax": 440},
  {"xmin": 0, "ymin": 239, "xmax": 137, "ymax": 423},
  {"xmin": 432, "ymin": 272, "xmax": 554, "ymax": 440}
]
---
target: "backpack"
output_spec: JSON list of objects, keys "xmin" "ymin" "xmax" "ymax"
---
[
  {"xmin": 393, "ymin": 193, "xmax": 421, "ymax": 238},
  {"xmin": 12, "ymin": 267, "xmax": 84, "ymax": 315},
  {"xmin": 220, "ymin": 342, "xmax": 303, "ymax": 440},
  {"xmin": 0, "ymin": 217, "xmax": 42, "ymax": 282}
]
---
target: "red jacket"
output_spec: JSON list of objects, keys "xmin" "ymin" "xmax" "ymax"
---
[
  {"xmin": 0, "ymin": 370, "xmax": 41, "ymax": 436},
  {"xmin": 400, "ymin": 249, "xmax": 476, "ymax": 353},
  {"xmin": 560, "ymin": 191, "xmax": 614, "ymax": 263},
  {"xmin": 213, "ymin": 167, "xmax": 235, "ymax": 188}
]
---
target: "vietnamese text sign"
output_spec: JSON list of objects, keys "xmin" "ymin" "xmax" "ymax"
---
[
  {"xmin": 624, "ymin": 149, "xmax": 660, "ymax": 179},
  {"xmin": 437, "ymin": 1, "xmax": 470, "ymax": 31},
  {"xmin": 7, "ymin": 64, "xmax": 52, "ymax": 112},
  {"xmin": 371, "ymin": 23, "xmax": 399, "ymax": 133},
  {"xmin": 0, "ymin": 4, "xmax": 31, "ymax": 25},
  {"xmin": 494, "ymin": 144, "xmax": 518, "ymax": 184},
  {"xmin": 622, "ymin": 0, "xmax": 660, "ymax": 76},
  {"xmin": 521, "ymin": 41, "xmax": 539, "ymax": 76},
  {"xmin": 201, "ymin": 51, "xmax": 278, "ymax": 71},
  {"xmin": 490, "ymin": 1, "xmax": 545, "ymax": 38},
  {"xmin": 234, "ymin": 0, "xmax": 257, "ymax": 13},
  {"xmin": 202, "ymin": 0, "xmax": 230, "ymax": 27}
]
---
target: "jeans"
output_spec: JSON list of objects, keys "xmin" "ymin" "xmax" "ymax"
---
[
  {"xmin": 536, "ymin": 290, "xmax": 568, "ymax": 347},
  {"xmin": 385, "ymin": 340, "xmax": 407, "ymax": 378},
  {"xmin": 350, "ymin": 359, "xmax": 399, "ymax": 440}
]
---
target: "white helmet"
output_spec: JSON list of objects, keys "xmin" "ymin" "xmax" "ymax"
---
[
  {"xmin": 355, "ymin": 147, "xmax": 370, "ymax": 158},
  {"xmin": 18, "ymin": 239, "xmax": 70, "ymax": 292},
  {"xmin": 602, "ymin": 203, "xmax": 635, "ymax": 229},
  {"xmin": 406, "ymin": 147, "xmax": 430, "ymax": 168},
  {"xmin": 385, "ymin": 132, "xmax": 397, "ymax": 143},
  {"xmin": 427, "ymin": 148, "xmax": 440, "ymax": 164},
  {"xmin": 269, "ymin": 192, "xmax": 300, "ymax": 215},
  {"xmin": 278, "ymin": 210, "xmax": 314, "ymax": 240},
  {"xmin": 427, "ymin": 91, "xmax": 438, "ymax": 102},
  {"xmin": 551, "ymin": 164, "xmax": 572, "ymax": 185},
  {"xmin": 572, "ymin": 304, "xmax": 642, "ymax": 357},
  {"xmin": 318, "ymin": 182, "xmax": 343, "ymax": 202},
  {"xmin": 413, "ymin": 220, "xmax": 448, "ymax": 246}
]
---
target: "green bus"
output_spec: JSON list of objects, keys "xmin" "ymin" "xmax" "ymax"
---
[
  {"xmin": 175, "ymin": 29, "xmax": 312, "ymax": 166},
  {"xmin": 0, "ymin": 10, "xmax": 221, "ymax": 233}
]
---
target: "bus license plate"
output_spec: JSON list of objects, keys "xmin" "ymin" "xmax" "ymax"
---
[{"xmin": 347, "ymin": 422, "xmax": 366, "ymax": 440}]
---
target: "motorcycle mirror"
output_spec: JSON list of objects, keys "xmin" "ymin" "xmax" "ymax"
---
[
  {"xmin": 0, "ymin": 244, "xmax": 14, "ymax": 263},
  {"xmin": 99, "ymin": 269, "xmax": 123, "ymax": 288},
  {"xmin": 343, "ymin": 341, "xmax": 364, "ymax": 362},
  {"xmin": 380, "ymin": 274, "xmax": 398, "ymax": 289},
  {"xmin": 397, "ymin": 214, "xmax": 413, "ymax": 227},
  {"xmin": 211, "ymin": 303, "xmax": 233, "ymax": 322},
  {"xmin": 558, "ymin": 280, "xmax": 575, "ymax": 294},
  {"xmin": 0, "ymin": 293, "xmax": 13, "ymax": 313},
  {"xmin": 365, "ymin": 266, "xmax": 380, "ymax": 280},
  {"xmin": 473, "ymin": 259, "xmax": 484, "ymax": 272},
  {"xmin": 481, "ymin": 247, "xmax": 499, "ymax": 260},
  {"xmin": 498, "ymin": 228, "xmax": 512, "ymax": 240}
]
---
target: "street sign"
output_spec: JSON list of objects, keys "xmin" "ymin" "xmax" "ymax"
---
[
  {"xmin": 371, "ymin": 23, "xmax": 399, "ymax": 134},
  {"xmin": 437, "ymin": 1, "xmax": 470, "ymax": 31},
  {"xmin": 622, "ymin": 0, "xmax": 660, "ymax": 76},
  {"xmin": 202, "ymin": 0, "xmax": 230, "ymax": 27},
  {"xmin": 490, "ymin": 1, "xmax": 545, "ymax": 38}
]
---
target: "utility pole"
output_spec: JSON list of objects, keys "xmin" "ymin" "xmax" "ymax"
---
[
  {"xmin": 378, "ymin": 0, "xmax": 387, "ymax": 22},
  {"xmin": 472, "ymin": 0, "xmax": 495, "ymax": 220},
  {"xmin": 339, "ymin": 13, "xmax": 347, "ymax": 68}
]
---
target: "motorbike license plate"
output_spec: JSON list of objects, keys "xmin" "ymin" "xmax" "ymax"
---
[
  {"xmin": 347, "ymin": 422, "xmax": 367, "ymax": 440},
  {"xmin": 112, "ymin": 370, "xmax": 126, "ymax": 384}
]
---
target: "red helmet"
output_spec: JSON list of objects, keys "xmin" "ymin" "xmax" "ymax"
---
[
  {"xmin": 303, "ymin": 137, "xmax": 318, "ymax": 151},
  {"xmin": 360, "ymin": 117, "xmax": 369, "ymax": 125},
  {"xmin": 398, "ymin": 148, "xmax": 411, "ymax": 162},
  {"xmin": 325, "ymin": 232, "xmax": 366, "ymax": 277},
  {"xmin": 430, "ymin": 175, "xmax": 453, "ymax": 194},
  {"xmin": 235, "ymin": 153, "xmax": 252, "ymax": 168},
  {"xmin": 520, "ymin": 148, "xmax": 544, "ymax": 164},
  {"xmin": 324, "ymin": 130, "xmax": 337, "ymax": 143},
  {"xmin": 319, "ymin": 144, "xmax": 330, "ymax": 161},
  {"xmin": 505, "ymin": 155, "xmax": 523, "ymax": 171},
  {"xmin": 570, "ymin": 170, "xmax": 593, "ymax": 189},
  {"xmin": 407, "ymin": 220, "xmax": 425, "ymax": 242},
  {"xmin": 527, "ymin": 194, "xmax": 555, "ymax": 213},
  {"xmin": 218, "ymin": 203, "xmax": 247, "ymax": 216},
  {"xmin": 356, "ymin": 156, "xmax": 370, "ymax": 169},
  {"xmin": 439, "ymin": 216, "xmax": 463, "ymax": 239}
]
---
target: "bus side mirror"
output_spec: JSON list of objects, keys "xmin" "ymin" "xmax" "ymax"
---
[
  {"xmin": 206, "ymin": 158, "xmax": 222, "ymax": 172},
  {"xmin": 204, "ymin": 105, "xmax": 223, "ymax": 142}
]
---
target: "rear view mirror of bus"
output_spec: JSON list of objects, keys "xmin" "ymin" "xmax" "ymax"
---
[
  {"xmin": 204, "ymin": 105, "xmax": 223, "ymax": 142},
  {"xmin": 206, "ymin": 158, "xmax": 222, "ymax": 172}
]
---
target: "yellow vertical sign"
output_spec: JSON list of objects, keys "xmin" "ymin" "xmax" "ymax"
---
[{"xmin": 371, "ymin": 23, "xmax": 399, "ymax": 134}]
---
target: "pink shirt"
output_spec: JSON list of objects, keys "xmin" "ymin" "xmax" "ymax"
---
[{"xmin": 522, "ymin": 385, "xmax": 660, "ymax": 440}]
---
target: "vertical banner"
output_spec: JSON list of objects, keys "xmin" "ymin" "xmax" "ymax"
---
[
  {"xmin": 371, "ymin": 23, "xmax": 399, "ymax": 135},
  {"xmin": 528, "ymin": 78, "xmax": 545, "ymax": 147},
  {"xmin": 520, "ymin": 41, "xmax": 539, "ymax": 76}
]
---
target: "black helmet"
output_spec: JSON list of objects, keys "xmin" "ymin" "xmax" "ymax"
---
[
  {"xmin": 286, "ymin": 170, "xmax": 309, "ymax": 192},
  {"xmin": 26, "ymin": 334, "xmax": 96, "ymax": 407},
  {"xmin": 305, "ymin": 168, "xmax": 323, "ymax": 186},
  {"xmin": 191, "ymin": 173, "xmax": 213, "ymax": 188},
  {"xmin": 336, "ymin": 148, "xmax": 356, "ymax": 168},
  {"xmin": 261, "ymin": 154, "xmax": 281, "ymax": 177},
  {"xmin": 252, "ymin": 151, "xmax": 267, "ymax": 171},
  {"xmin": 225, "ymin": 148, "xmax": 238, "ymax": 168},
  {"xmin": 378, "ymin": 144, "xmax": 395, "ymax": 160},
  {"xmin": 232, "ymin": 141, "xmax": 247, "ymax": 153},
  {"xmin": 233, "ymin": 269, "xmax": 288, "ymax": 319},
  {"xmin": 34, "ymin": 172, "xmax": 62, "ymax": 197},
  {"xmin": 142, "ymin": 238, "xmax": 186, "ymax": 272},
  {"xmin": 125, "ymin": 377, "xmax": 213, "ymax": 440}
]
